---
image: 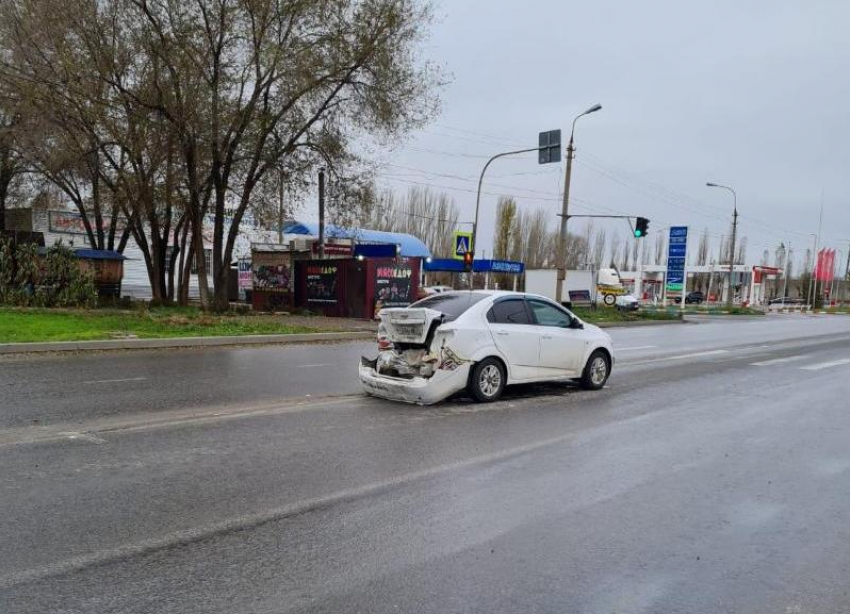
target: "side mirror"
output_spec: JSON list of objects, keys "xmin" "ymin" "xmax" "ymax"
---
[{"xmin": 570, "ymin": 318, "xmax": 584, "ymax": 330}]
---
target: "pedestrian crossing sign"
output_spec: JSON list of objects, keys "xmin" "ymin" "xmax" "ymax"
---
[{"xmin": 453, "ymin": 231, "xmax": 473, "ymax": 260}]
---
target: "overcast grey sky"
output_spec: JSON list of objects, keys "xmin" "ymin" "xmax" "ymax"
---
[{"xmin": 367, "ymin": 0, "xmax": 850, "ymax": 267}]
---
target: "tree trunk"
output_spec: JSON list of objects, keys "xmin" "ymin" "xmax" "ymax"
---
[{"xmin": 0, "ymin": 179, "xmax": 8, "ymax": 232}]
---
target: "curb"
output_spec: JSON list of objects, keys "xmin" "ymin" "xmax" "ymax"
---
[{"xmin": 0, "ymin": 331, "xmax": 376, "ymax": 355}]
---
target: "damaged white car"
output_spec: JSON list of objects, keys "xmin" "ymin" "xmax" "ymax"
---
[{"xmin": 359, "ymin": 291, "xmax": 614, "ymax": 405}]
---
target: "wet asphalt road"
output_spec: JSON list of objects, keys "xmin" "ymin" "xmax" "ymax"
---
[{"xmin": 2, "ymin": 314, "xmax": 850, "ymax": 613}]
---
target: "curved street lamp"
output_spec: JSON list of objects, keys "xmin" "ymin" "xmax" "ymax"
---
[{"xmin": 706, "ymin": 182, "xmax": 738, "ymax": 308}]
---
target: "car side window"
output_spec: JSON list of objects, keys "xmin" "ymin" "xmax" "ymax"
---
[
  {"xmin": 527, "ymin": 299, "xmax": 573, "ymax": 328},
  {"xmin": 488, "ymin": 299, "xmax": 531, "ymax": 324}
]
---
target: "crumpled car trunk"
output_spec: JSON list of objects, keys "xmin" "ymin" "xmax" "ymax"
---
[
  {"xmin": 377, "ymin": 308, "xmax": 444, "ymax": 345},
  {"xmin": 364, "ymin": 307, "xmax": 462, "ymax": 380}
]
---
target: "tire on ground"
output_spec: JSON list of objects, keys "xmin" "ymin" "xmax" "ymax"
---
[
  {"xmin": 468, "ymin": 357, "xmax": 506, "ymax": 403},
  {"xmin": 580, "ymin": 350, "xmax": 611, "ymax": 390}
]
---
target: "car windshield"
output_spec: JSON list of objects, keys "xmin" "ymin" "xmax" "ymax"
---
[{"xmin": 409, "ymin": 292, "xmax": 489, "ymax": 321}]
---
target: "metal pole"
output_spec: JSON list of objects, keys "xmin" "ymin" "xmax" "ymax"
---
[
  {"xmin": 555, "ymin": 130, "xmax": 576, "ymax": 304},
  {"xmin": 278, "ymin": 167, "xmax": 284, "ymax": 245},
  {"xmin": 807, "ymin": 233, "xmax": 818, "ymax": 311},
  {"xmin": 781, "ymin": 242, "xmax": 790, "ymax": 301},
  {"xmin": 472, "ymin": 146, "xmax": 540, "ymax": 288},
  {"xmin": 318, "ymin": 169, "xmax": 325, "ymax": 259},
  {"xmin": 728, "ymin": 204, "xmax": 738, "ymax": 308},
  {"xmin": 680, "ymin": 226, "xmax": 689, "ymax": 310},
  {"xmin": 555, "ymin": 104, "xmax": 602, "ymax": 304},
  {"xmin": 706, "ymin": 184, "xmax": 737, "ymax": 308}
]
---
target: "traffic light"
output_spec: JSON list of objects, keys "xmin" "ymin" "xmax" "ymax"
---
[
  {"xmin": 634, "ymin": 217, "xmax": 650, "ymax": 238},
  {"xmin": 463, "ymin": 251, "xmax": 474, "ymax": 271}
]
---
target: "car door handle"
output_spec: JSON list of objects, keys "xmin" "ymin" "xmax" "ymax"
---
[
  {"xmin": 541, "ymin": 335, "xmax": 553, "ymax": 339},
  {"xmin": 495, "ymin": 331, "xmax": 509, "ymax": 336}
]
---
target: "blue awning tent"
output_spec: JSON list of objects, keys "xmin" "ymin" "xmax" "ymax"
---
[
  {"xmin": 282, "ymin": 221, "xmax": 431, "ymax": 259},
  {"xmin": 424, "ymin": 258, "xmax": 524, "ymax": 274}
]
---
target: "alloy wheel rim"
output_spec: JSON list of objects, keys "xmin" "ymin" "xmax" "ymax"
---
[
  {"xmin": 590, "ymin": 357, "xmax": 607, "ymax": 385},
  {"xmin": 479, "ymin": 364, "xmax": 501, "ymax": 397}
]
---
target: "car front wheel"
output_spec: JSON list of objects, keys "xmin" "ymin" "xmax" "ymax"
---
[
  {"xmin": 580, "ymin": 350, "xmax": 611, "ymax": 390},
  {"xmin": 469, "ymin": 358, "xmax": 506, "ymax": 403}
]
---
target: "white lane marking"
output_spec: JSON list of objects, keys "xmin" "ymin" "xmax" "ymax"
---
[
  {"xmin": 64, "ymin": 432, "xmax": 107, "ymax": 444},
  {"xmin": 659, "ymin": 349, "xmax": 729, "ymax": 361},
  {"xmin": 616, "ymin": 345, "xmax": 657, "ymax": 352},
  {"xmin": 83, "ymin": 377, "xmax": 148, "ymax": 385},
  {"xmin": 296, "ymin": 363, "xmax": 334, "ymax": 368},
  {"xmin": 624, "ymin": 349, "xmax": 730, "ymax": 367},
  {"xmin": 750, "ymin": 355, "xmax": 811, "ymax": 367},
  {"xmin": 801, "ymin": 358, "xmax": 850, "ymax": 371}
]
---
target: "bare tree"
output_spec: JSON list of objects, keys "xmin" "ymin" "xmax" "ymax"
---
[
  {"xmin": 736, "ymin": 236, "xmax": 748, "ymax": 264},
  {"xmin": 493, "ymin": 196, "xmax": 516, "ymax": 260},
  {"xmin": 608, "ymin": 230, "xmax": 621, "ymax": 269},
  {"xmin": 0, "ymin": 91, "xmax": 25, "ymax": 231},
  {"xmin": 696, "ymin": 229, "xmax": 710, "ymax": 266},
  {"xmin": 653, "ymin": 233, "xmax": 666, "ymax": 265},
  {"xmin": 2, "ymin": 0, "xmax": 440, "ymax": 309},
  {"xmin": 354, "ymin": 186, "xmax": 460, "ymax": 258}
]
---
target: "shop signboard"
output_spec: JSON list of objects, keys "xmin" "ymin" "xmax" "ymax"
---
[
  {"xmin": 49, "ymin": 211, "xmax": 128, "ymax": 235},
  {"xmin": 306, "ymin": 263, "xmax": 339, "ymax": 304},
  {"xmin": 252, "ymin": 251, "xmax": 291, "ymax": 293},
  {"xmin": 374, "ymin": 259, "xmax": 414, "ymax": 313},
  {"xmin": 237, "ymin": 258, "xmax": 252, "ymax": 300}
]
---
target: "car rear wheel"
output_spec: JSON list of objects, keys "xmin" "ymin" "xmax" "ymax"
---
[
  {"xmin": 580, "ymin": 350, "xmax": 610, "ymax": 390},
  {"xmin": 469, "ymin": 358, "xmax": 506, "ymax": 403}
]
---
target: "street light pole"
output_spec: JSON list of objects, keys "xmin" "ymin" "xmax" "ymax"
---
[
  {"xmin": 807, "ymin": 233, "xmax": 818, "ymax": 310},
  {"xmin": 472, "ymin": 147, "xmax": 541, "ymax": 259},
  {"xmin": 555, "ymin": 104, "xmax": 602, "ymax": 304},
  {"xmin": 706, "ymin": 183, "xmax": 737, "ymax": 308},
  {"xmin": 781, "ymin": 242, "xmax": 791, "ymax": 301}
]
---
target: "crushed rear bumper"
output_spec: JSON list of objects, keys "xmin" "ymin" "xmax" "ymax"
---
[{"xmin": 358, "ymin": 357, "xmax": 470, "ymax": 405}]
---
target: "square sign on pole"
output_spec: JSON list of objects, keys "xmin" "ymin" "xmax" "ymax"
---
[
  {"xmin": 452, "ymin": 230, "xmax": 473, "ymax": 261},
  {"xmin": 538, "ymin": 129, "xmax": 561, "ymax": 164},
  {"xmin": 666, "ymin": 226, "xmax": 689, "ymax": 295}
]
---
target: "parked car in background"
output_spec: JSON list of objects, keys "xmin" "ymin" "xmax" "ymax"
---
[
  {"xmin": 685, "ymin": 291, "xmax": 705, "ymax": 304},
  {"xmin": 415, "ymin": 285, "xmax": 454, "ymax": 300},
  {"xmin": 360, "ymin": 291, "xmax": 614, "ymax": 405},
  {"xmin": 615, "ymin": 294, "xmax": 640, "ymax": 312},
  {"xmin": 768, "ymin": 297, "xmax": 806, "ymax": 311}
]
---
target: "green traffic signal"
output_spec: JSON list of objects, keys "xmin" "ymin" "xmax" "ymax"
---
[{"xmin": 634, "ymin": 217, "xmax": 649, "ymax": 238}]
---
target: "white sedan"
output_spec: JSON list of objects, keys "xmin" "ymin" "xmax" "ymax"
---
[{"xmin": 359, "ymin": 291, "xmax": 614, "ymax": 405}]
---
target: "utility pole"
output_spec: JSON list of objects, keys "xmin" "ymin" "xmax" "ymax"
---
[
  {"xmin": 555, "ymin": 135, "xmax": 576, "ymax": 304},
  {"xmin": 781, "ymin": 242, "xmax": 790, "ymax": 301},
  {"xmin": 807, "ymin": 233, "xmax": 818, "ymax": 310},
  {"xmin": 318, "ymin": 169, "xmax": 325, "ymax": 259},
  {"xmin": 810, "ymin": 198, "xmax": 824, "ymax": 310},
  {"xmin": 555, "ymin": 104, "xmax": 602, "ymax": 304},
  {"xmin": 706, "ymin": 183, "xmax": 737, "ymax": 309},
  {"xmin": 728, "ymin": 207, "xmax": 738, "ymax": 309},
  {"xmin": 278, "ymin": 166, "xmax": 285, "ymax": 245}
]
